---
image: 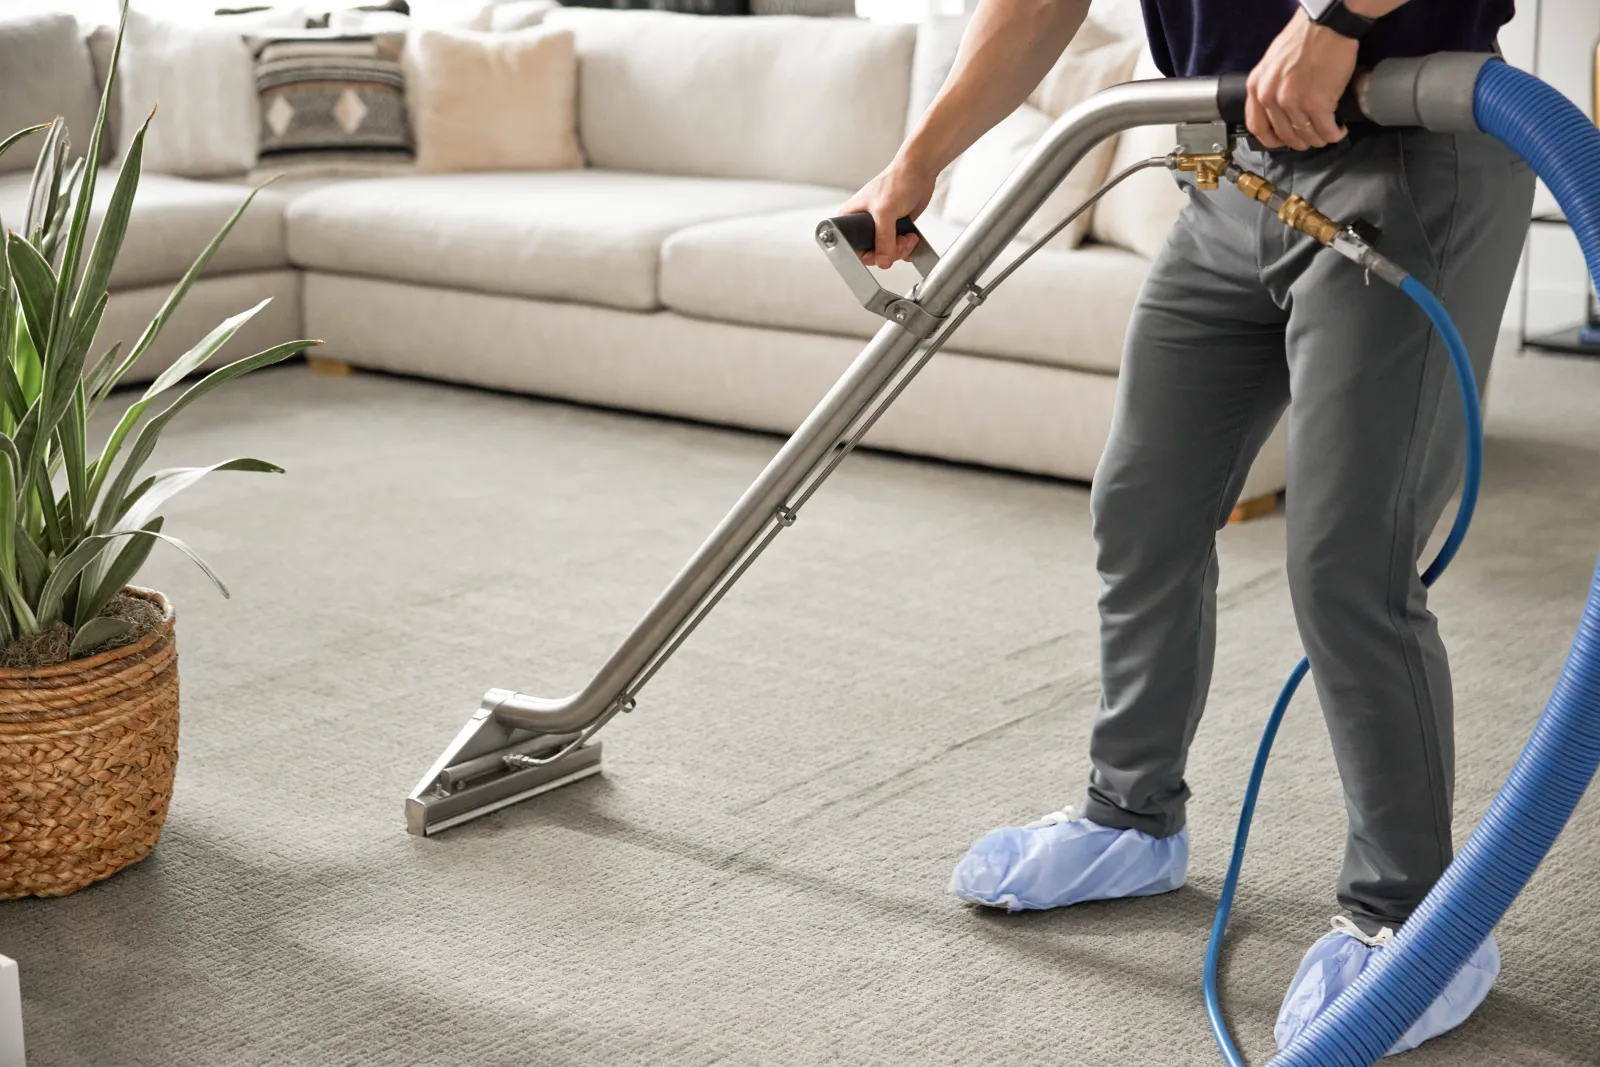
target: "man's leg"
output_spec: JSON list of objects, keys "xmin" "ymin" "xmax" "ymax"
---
[
  {"xmin": 951, "ymin": 177, "xmax": 1293, "ymax": 910},
  {"xmin": 1083, "ymin": 183, "xmax": 1291, "ymax": 838},
  {"xmin": 1268, "ymin": 130, "xmax": 1533, "ymax": 1053},
  {"xmin": 1274, "ymin": 130, "xmax": 1535, "ymax": 929}
]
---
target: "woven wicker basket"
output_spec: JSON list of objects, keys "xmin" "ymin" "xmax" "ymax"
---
[{"xmin": 0, "ymin": 588, "xmax": 179, "ymax": 899}]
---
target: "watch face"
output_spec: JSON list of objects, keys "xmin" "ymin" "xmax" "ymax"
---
[{"xmin": 1302, "ymin": 0, "xmax": 1339, "ymax": 18}]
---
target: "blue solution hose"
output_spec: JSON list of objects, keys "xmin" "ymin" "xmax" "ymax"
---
[
  {"xmin": 1203, "ymin": 277, "xmax": 1483, "ymax": 1067},
  {"xmin": 1204, "ymin": 61, "xmax": 1600, "ymax": 1067}
]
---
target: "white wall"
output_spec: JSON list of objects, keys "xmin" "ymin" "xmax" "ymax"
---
[{"xmin": 1500, "ymin": 0, "xmax": 1599, "ymax": 337}]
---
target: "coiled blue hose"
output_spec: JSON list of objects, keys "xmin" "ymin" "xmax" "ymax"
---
[{"xmin": 1206, "ymin": 62, "xmax": 1600, "ymax": 1067}]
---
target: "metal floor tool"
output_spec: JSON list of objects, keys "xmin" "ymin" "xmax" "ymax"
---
[{"xmin": 405, "ymin": 57, "xmax": 1486, "ymax": 836}]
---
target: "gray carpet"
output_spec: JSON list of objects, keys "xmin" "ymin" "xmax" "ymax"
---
[{"xmin": 6, "ymin": 351, "xmax": 1600, "ymax": 1067}]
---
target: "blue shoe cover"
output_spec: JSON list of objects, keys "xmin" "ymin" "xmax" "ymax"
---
[
  {"xmin": 948, "ymin": 808, "xmax": 1189, "ymax": 911},
  {"xmin": 1275, "ymin": 917, "xmax": 1500, "ymax": 1056}
]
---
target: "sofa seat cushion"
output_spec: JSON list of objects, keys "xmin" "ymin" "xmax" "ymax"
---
[
  {"xmin": 0, "ymin": 169, "xmax": 288, "ymax": 290},
  {"xmin": 659, "ymin": 209, "xmax": 1150, "ymax": 375},
  {"xmin": 284, "ymin": 170, "xmax": 847, "ymax": 310}
]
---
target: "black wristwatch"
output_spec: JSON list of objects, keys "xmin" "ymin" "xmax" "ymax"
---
[{"xmin": 1300, "ymin": 0, "xmax": 1376, "ymax": 39}]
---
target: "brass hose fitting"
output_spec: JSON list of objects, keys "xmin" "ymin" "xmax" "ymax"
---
[
  {"xmin": 1278, "ymin": 194, "xmax": 1341, "ymax": 245},
  {"xmin": 1224, "ymin": 167, "xmax": 1341, "ymax": 245}
]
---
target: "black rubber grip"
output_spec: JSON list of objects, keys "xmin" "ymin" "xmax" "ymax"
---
[
  {"xmin": 828, "ymin": 213, "xmax": 916, "ymax": 255},
  {"xmin": 1334, "ymin": 83, "xmax": 1367, "ymax": 127},
  {"xmin": 1217, "ymin": 71, "xmax": 1371, "ymax": 131},
  {"xmin": 1217, "ymin": 73, "xmax": 1250, "ymax": 127}
]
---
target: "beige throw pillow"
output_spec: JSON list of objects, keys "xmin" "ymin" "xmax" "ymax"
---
[{"xmin": 404, "ymin": 25, "xmax": 582, "ymax": 175}]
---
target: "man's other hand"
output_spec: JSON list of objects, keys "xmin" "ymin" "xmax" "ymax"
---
[{"xmin": 1246, "ymin": 9, "xmax": 1359, "ymax": 151}]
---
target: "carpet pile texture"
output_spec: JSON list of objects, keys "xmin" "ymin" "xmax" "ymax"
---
[{"xmin": 6, "ymin": 354, "xmax": 1598, "ymax": 1065}]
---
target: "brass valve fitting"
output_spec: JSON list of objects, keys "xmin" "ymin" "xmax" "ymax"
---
[{"xmin": 1172, "ymin": 153, "xmax": 1229, "ymax": 191}]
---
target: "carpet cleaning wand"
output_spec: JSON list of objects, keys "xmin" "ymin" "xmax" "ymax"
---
[{"xmin": 406, "ymin": 50, "xmax": 1600, "ymax": 1067}]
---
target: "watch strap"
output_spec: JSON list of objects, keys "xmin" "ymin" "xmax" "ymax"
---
[{"xmin": 1307, "ymin": 0, "xmax": 1376, "ymax": 39}]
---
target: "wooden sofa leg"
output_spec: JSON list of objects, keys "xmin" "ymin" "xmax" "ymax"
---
[
  {"xmin": 306, "ymin": 355, "xmax": 354, "ymax": 378},
  {"xmin": 1229, "ymin": 492, "xmax": 1280, "ymax": 524}
]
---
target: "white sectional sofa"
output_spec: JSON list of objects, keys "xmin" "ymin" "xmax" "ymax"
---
[{"xmin": 1, "ymin": 6, "xmax": 1287, "ymax": 500}]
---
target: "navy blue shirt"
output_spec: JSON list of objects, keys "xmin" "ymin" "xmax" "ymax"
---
[{"xmin": 1140, "ymin": 0, "xmax": 1515, "ymax": 77}]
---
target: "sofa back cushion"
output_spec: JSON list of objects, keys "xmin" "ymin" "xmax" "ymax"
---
[
  {"xmin": 0, "ymin": 13, "xmax": 101, "ymax": 176},
  {"xmin": 543, "ymin": 9, "xmax": 915, "ymax": 190}
]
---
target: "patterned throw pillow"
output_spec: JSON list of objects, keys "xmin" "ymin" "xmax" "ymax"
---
[{"xmin": 248, "ymin": 31, "xmax": 415, "ymax": 178}]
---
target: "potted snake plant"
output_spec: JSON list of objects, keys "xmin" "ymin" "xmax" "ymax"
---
[{"xmin": 0, "ymin": 3, "xmax": 316, "ymax": 898}]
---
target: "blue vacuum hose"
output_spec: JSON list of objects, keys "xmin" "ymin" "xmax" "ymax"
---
[{"xmin": 1205, "ymin": 62, "xmax": 1600, "ymax": 1067}]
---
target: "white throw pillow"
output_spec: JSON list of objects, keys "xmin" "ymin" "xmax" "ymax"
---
[
  {"xmin": 117, "ymin": 6, "xmax": 303, "ymax": 177},
  {"xmin": 404, "ymin": 25, "xmax": 582, "ymax": 174},
  {"xmin": 939, "ymin": 16, "xmax": 1140, "ymax": 251},
  {"xmin": 490, "ymin": 0, "xmax": 559, "ymax": 32},
  {"xmin": 942, "ymin": 105, "xmax": 1087, "ymax": 251},
  {"xmin": 1087, "ymin": 47, "xmax": 1187, "ymax": 259},
  {"xmin": 1027, "ymin": 15, "xmax": 1142, "ymax": 120}
]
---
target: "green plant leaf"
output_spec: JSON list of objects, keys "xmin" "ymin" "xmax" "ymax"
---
[
  {"xmin": 40, "ymin": 156, "xmax": 85, "ymax": 268},
  {"xmin": 35, "ymin": 532, "xmax": 120, "ymax": 625},
  {"xmin": 51, "ymin": 0, "xmax": 129, "ymax": 373},
  {"xmin": 73, "ymin": 118, "xmax": 148, "ymax": 329},
  {"xmin": 12, "ymin": 314, "xmax": 42, "ymax": 406},
  {"xmin": 69, "ymin": 616, "xmax": 132, "ymax": 658},
  {"xmin": 23, "ymin": 118, "xmax": 67, "ymax": 243},
  {"xmin": 16, "ymin": 532, "xmax": 47, "ymax": 604},
  {"xmin": 90, "ymin": 182, "xmax": 284, "ymax": 410},
  {"xmin": 33, "ymin": 456, "xmax": 64, "ymax": 558},
  {"xmin": 0, "ymin": 124, "xmax": 49, "ymax": 174},
  {"xmin": 0, "ymin": 448, "xmax": 30, "ymax": 635},
  {"xmin": 0, "ymin": 337, "xmax": 26, "ymax": 426},
  {"xmin": 88, "ymin": 300, "xmax": 274, "ymax": 508},
  {"xmin": 149, "ymin": 300, "xmax": 272, "ymax": 400},
  {"xmin": 6, "ymin": 233, "xmax": 57, "ymax": 366},
  {"xmin": 8, "ymin": 402, "xmax": 39, "ymax": 500},
  {"xmin": 77, "ymin": 515, "xmax": 159, "ymax": 627},
  {"xmin": 115, "ymin": 457, "xmax": 283, "ymax": 533},
  {"xmin": 142, "ymin": 527, "xmax": 229, "ymax": 599},
  {"xmin": 0, "ymin": 568, "xmax": 36, "ymax": 636},
  {"xmin": 84, "ymin": 341, "xmax": 121, "ymax": 405},
  {"xmin": 95, "ymin": 340, "xmax": 312, "ymax": 538},
  {"xmin": 39, "ymin": 291, "xmax": 105, "ymax": 457},
  {"xmin": 0, "ymin": 446, "xmax": 14, "ymax": 573},
  {"xmin": 44, "ymin": 526, "xmax": 227, "ymax": 627},
  {"xmin": 0, "ymin": 432, "xmax": 18, "ymax": 490},
  {"xmin": 60, "ymin": 383, "xmax": 88, "ymax": 539}
]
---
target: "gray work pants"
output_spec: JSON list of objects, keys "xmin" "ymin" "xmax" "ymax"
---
[{"xmin": 1083, "ymin": 130, "xmax": 1534, "ymax": 930}]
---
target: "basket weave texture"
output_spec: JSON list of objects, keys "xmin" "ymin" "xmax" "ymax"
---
[{"xmin": 0, "ymin": 588, "xmax": 178, "ymax": 899}]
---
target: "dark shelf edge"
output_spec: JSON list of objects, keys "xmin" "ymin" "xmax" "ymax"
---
[{"xmin": 1522, "ymin": 324, "xmax": 1600, "ymax": 356}]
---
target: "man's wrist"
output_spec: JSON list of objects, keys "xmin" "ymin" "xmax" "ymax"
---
[{"xmin": 896, "ymin": 138, "xmax": 948, "ymax": 185}]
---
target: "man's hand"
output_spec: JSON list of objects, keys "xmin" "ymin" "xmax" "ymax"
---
[
  {"xmin": 1246, "ymin": 8, "xmax": 1360, "ymax": 151},
  {"xmin": 839, "ymin": 155, "xmax": 938, "ymax": 269}
]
